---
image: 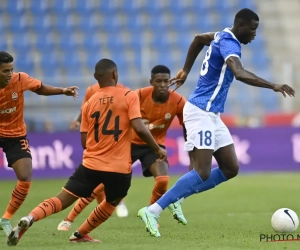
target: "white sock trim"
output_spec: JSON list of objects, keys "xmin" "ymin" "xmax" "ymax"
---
[{"xmin": 147, "ymin": 203, "xmax": 163, "ymax": 215}]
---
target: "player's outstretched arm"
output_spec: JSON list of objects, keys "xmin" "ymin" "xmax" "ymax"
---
[
  {"xmin": 34, "ymin": 84, "xmax": 79, "ymax": 98},
  {"xmin": 169, "ymin": 32, "xmax": 215, "ymax": 91},
  {"xmin": 131, "ymin": 118, "xmax": 167, "ymax": 162},
  {"xmin": 226, "ymin": 56, "xmax": 295, "ymax": 97},
  {"xmin": 182, "ymin": 32, "xmax": 216, "ymax": 74}
]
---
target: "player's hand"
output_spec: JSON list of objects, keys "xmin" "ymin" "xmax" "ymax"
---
[
  {"xmin": 63, "ymin": 86, "xmax": 79, "ymax": 99},
  {"xmin": 273, "ymin": 84, "xmax": 295, "ymax": 97},
  {"xmin": 155, "ymin": 147, "xmax": 167, "ymax": 162},
  {"xmin": 70, "ymin": 120, "xmax": 80, "ymax": 130},
  {"xmin": 168, "ymin": 69, "xmax": 188, "ymax": 92}
]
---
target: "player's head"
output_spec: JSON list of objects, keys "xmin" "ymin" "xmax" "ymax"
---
[
  {"xmin": 233, "ymin": 8, "xmax": 259, "ymax": 44},
  {"xmin": 94, "ymin": 59, "xmax": 118, "ymax": 88},
  {"xmin": 0, "ymin": 51, "xmax": 14, "ymax": 88},
  {"xmin": 150, "ymin": 65, "xmax": 170, "ymax": 98}
]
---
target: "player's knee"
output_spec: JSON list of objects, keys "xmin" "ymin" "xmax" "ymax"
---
[
  {"xmin": 56, "ymin": 192, "xmax": 78, "ymax": 210},
  {"xmin": 108, "ymin": 198, "xmax": 123, "ymax": 207},
  {"xmin": 222, "ymin": 163, "xmax": 239, "ymax": 179},
  {"xmin": 13, "ymin": 158, "xmax": 32, "ymax": 181},
  {"xmin": 16, "ymin": 173, "xmax": 32, "ymax": 182},
  {"xmin": 230, "ymin": 164, "xmax": 239, "ymax": 178},
  {"xmin": 194, "ymin": 168, "xmax": 211, "ymax": 181}
]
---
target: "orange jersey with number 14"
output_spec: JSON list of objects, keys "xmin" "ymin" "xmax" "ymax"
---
[{"xmin": 81, "ymin": 87, "xmax": 141, "ymax": 174}]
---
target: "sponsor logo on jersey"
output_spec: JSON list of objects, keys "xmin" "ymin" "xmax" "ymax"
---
[
  {"xmin": 148, "ymin": 123, "xmax": 165, "ymax": 130},
  {"xmin": 12, "ymin": 92, "xmax": 18, "ymax": 101},
  {"xmin": 0, "ymin": 107, "xmax": 16, "ymax": 114}
]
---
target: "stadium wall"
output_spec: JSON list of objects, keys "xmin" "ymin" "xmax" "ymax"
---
[{"xmin": 0, "ymin": 126, "xmax": 299, "ymax": 180}]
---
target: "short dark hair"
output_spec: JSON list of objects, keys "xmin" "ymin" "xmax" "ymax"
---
[
  {"xmin": 234, "ymin": 8, "xmax": 259, "ymax": 24},
  {"xmin": 151, "ymin": 65, "xmax": 170, "ymax": 77},
  {"xmin": 95, "ymin": 58, "xmax": 117, "ymax": 73},
  {"xmin": 0, "ymin": 51, "xmax": 13, "ymax": 65}
]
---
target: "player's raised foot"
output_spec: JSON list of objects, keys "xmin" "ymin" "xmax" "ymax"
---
[
  {"xmin": 168, "ymin": 200, "xmax": 187, "ymax": 225},
  {"xmin": 57, "ymin": 220, "xmax": 73, "ymax": 231},
  {"xmin": 137, "ymin": 207, "xmax": 161, "ymax": 237},
  {"xmin": 69, "ymin": 231, "xmax": 101, "ymax": 243},
  {"xmin": 116, "ymin": 203, "xmax": 129, "ymax": 218},
  {"xmin": 146, "ymin": 223, "xmax": 160, "ymax": 233},
  {"xmin": 0, "ymin": 218, "xmax": 13, "ymax": 236},
  {"xmin": 7, "ymin": 216, "xmax": 33, "ymax": 246}
]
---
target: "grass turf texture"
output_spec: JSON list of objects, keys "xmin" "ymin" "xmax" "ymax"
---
[{"xmin": 0, "ymin": 173, "xmax": 299, "ymax": 249}]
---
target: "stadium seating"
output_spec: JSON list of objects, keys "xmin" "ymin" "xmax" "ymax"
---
[{"xmin": 1, "ymin": 0, "xmax": 278, "ymax": 130}]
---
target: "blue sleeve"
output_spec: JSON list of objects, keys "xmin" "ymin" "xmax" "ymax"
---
[{"xmin": 219, "ymin": 38, "xmax": 241, "ymax": 61}]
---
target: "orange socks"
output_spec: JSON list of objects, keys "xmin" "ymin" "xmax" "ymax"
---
[
  {"xmin": 77, "ymin": 201, "xmax": 115, "ymax": 236},
  {"xmin": 149, "ymin": 176, "xmax": 169, "ymax": 205},
  {"xmin": 66, "ymin": 184, "xmax": 105, "ymax": 222},
  {"xmin": 2, "ymin": 180, "xmax": 31, "ymax": 220},
  {"xmin": 29, "ymin": 197, "xmax": 62, "ymax": 222}
]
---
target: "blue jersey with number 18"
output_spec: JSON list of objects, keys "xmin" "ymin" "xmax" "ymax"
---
[{"xmin": 188, "ymin": 28, "xmax": 242, "ymax": 113}]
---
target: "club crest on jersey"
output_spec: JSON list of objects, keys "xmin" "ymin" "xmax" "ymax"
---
[
  {"xmin": 12, "ymin": 92, "xmax": 18, "ymax": 101},
  {"xmin": 165, "ymin": 113, "xmax": 171, "ymax": 120}
]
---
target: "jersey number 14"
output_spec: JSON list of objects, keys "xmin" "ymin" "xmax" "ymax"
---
[{"xmin": 91, "ymin": 110, "xmax": 122, "ymax": 142}]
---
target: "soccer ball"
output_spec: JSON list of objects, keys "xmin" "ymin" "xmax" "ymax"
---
[{"xmin": 271, "ymin": 208, "xmax": 299, "ymax": 233}]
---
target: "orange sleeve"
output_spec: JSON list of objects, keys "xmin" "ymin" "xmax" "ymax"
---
[
  {"xmin": 80, "ymin": 101, "xmax": 90, "ymax": 132},
  {"xmin": 127, "ymin": 91, "xmax": 142, "ymax": 120},
  {"xmin": 20, "ymin": 72, "xmax": 42, "ymax": 92},
  {"xmin": 81, "ymin": 87, "xmax": 93, "ymax": 110},
  {"xmin": 134, "ymin": 88, "xmax": 141, "ymax": 100},
  {"xmin": 177, "ymin": 96, "xmax": 186, "ymax": 125}
]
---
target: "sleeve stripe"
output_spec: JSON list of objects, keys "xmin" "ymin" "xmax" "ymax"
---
[
  {"xmin": 224, "ymin": 54, "xmax": 240, "ymax": 62},
  {"xmin": 177, "ymin": 97, "xmax": 183, "ymax": 105},
  {"xmin": 125, "ymin": 90, "xmax": 131, "ymax": 96},
  {"xmin": 18, "ymin": 73, "xmax": 21, "ymax": 81}
]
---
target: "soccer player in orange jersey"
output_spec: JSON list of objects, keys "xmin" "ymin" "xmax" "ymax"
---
[
  {"xmin": 7, "ymin": 59, "xmax": 167, "ymax": 245},
  {"xmin": 0, "ymin": 51, "xmax": 78, "ymax": 237},
  {"xmin": 68, "ymin": 82, "xmax": 130, "ymax": 218},
  {"xmin": 56, "ymin": 65, "xmax": 188, "ymax": 232}
]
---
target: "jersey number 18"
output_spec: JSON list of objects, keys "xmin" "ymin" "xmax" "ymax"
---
[{"xmin": 200, "ymin": 45, "xmax": 212, "ymax": 76}]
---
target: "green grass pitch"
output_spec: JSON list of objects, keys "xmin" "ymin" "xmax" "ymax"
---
[{"xmin": 0, "ymin": 173, "xmax": 299, "ymax": 249}]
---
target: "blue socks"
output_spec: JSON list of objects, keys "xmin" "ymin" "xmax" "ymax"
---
[
  {"xmin": 157, "ymin": 170, "xmax": 203, "ymax": 209},
  {"xmin": 196, "ymin": 168, "xmax": 227, "ymax": 193},
  {"xmin": 157, "ymin": 168, "xmax": 227, "ymax": 210}
]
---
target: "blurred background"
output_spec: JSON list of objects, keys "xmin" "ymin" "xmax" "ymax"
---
[
  {"xmin": 1, "ymin": 2, "xmax": 299, "ymax": 243},
  {"xmin": 0, "ymin": 0, "xmax": 300, "ymax": 178},
  {"xmin": 1, "ymin": 0, "xmax": 300, "ymax": 132}
]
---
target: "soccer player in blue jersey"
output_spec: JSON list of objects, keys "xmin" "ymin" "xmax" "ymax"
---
[{"xmin": 137, "ymin": 8, "xmax": 295, "ymax": 237}]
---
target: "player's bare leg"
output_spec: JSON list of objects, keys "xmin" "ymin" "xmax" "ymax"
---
[
  {"xmin": 1, "ymin": 158, "xmax": 32, "ymax": 237},
  {"xmin": 7, "ymin": 190, "xmax": 79, "ymax": 246},
  {"xmin": 57, "ymin": 184, "xmax": 105, "ymax": 231},
  {"xmin": 213, "ymin": 144, "xmax": 239, "ymax": 180}
]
